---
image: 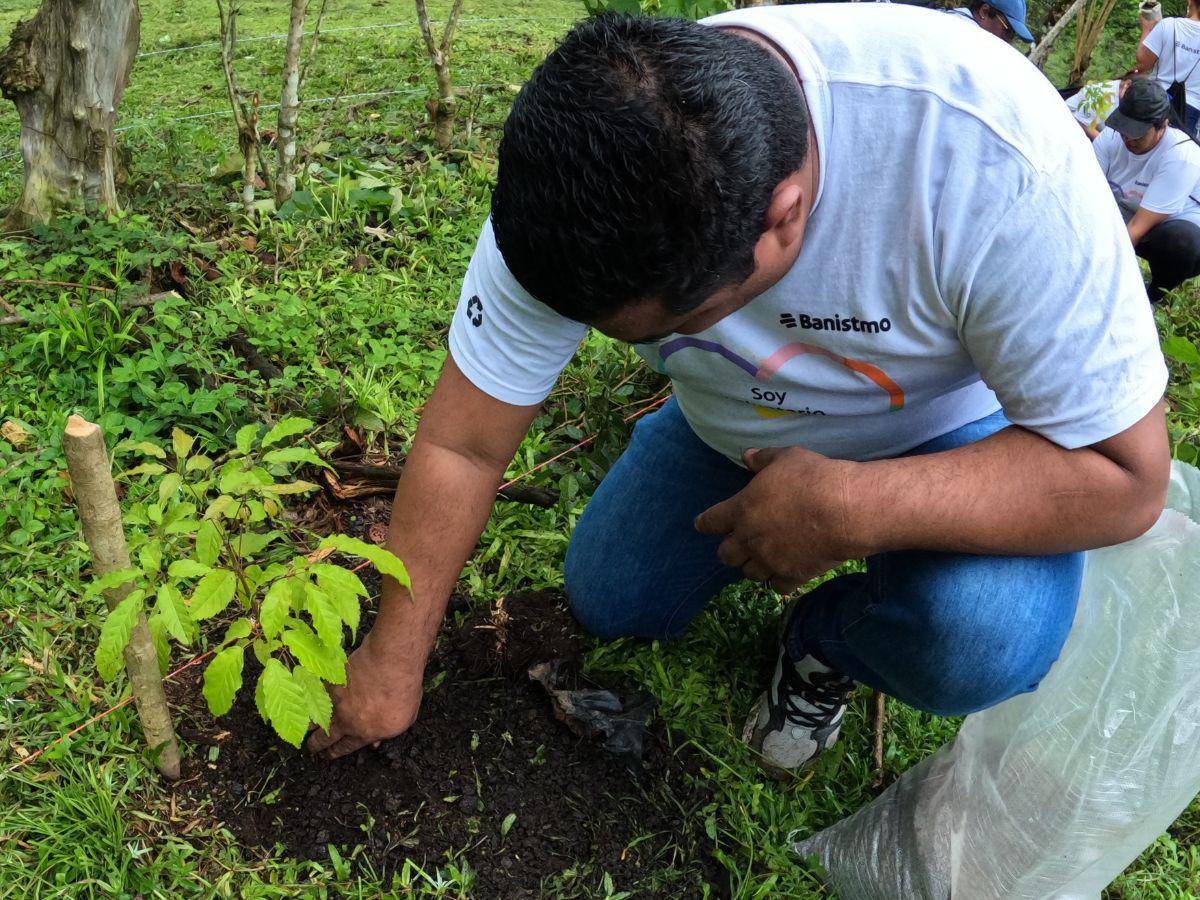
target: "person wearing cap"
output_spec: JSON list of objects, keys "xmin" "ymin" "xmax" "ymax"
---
[
  {"xmin": 311, "ymin": 7, "xmax": 1168, "ymax": 783},
  {"xmin": 947, "ymin": 0, "xmax": 1034, "ymax": 44},
  {"xmin": 1136, "ymin": 0, "xmax": 1200, "ymax": 136},
  {"xmin": 1095, "ymin": 78, "xmax": 1200, "ymax": 301},
  {"xmin": 1065, "ymin": 70, "xmax": 1140, "ymax": 140}
]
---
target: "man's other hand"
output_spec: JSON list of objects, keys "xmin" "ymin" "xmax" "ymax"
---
[
  {"xmin": 306, "ymin": 634, "xmax": 422, "ymax": 759},
  {"xmin": 694, "ymin": 445, "xmax": 865, "ymax": 593}
]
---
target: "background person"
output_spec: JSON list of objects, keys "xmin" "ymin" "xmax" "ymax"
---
[
  {"xmin": 1096, "ymin": 78, "xmax": 1200, "ymax": 301},
  {"xmin": 946, "ymin": 0, "xmax": 1034, "ymax": 43},
  {"xmin": 1136, "ymin": 0, "xmax": 1200, "ymax": 135}
]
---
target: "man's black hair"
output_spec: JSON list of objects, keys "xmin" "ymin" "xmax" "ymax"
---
[{"xmin": 491, "ymin": 13, "xmax": 809, "ymax": 324}]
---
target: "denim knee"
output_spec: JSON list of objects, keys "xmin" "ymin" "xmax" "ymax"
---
[{"xmin": 563, "ymin": 541, "xmax": 648, "ymax": 640}]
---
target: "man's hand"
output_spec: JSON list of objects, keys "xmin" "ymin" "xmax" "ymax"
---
[
  {"xmin": 694, "ymin": 446, "xmax": 868, "ymax": 593},
  {"xmin": 306, "ymin": 633, "xmax": 423, "ymax": 758}
]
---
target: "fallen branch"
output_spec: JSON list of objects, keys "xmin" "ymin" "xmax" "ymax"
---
[
  {"xmin": 329, "ymin": 459, "xmax": 559, "ymax": 508},
  {"xmin": 871, "ymin": 690, "xmax": 887, "ymax": 789},
  {"xmin": 228, "ymin": 330, "xmax": 283, "ymax": 382},
  {"xmin": 0, "ymin": 290, "xmax": 180, "ymax": 327}
]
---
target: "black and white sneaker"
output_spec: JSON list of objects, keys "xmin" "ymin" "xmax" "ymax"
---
[{"xmin": 742, "ymin": 606, "xmax": 855, "ymax": 774}]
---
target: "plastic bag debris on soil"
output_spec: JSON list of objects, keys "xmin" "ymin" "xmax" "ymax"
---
[{"xmin": 798, "ymin": 460, "xmax": 1200, "ymax": 899}]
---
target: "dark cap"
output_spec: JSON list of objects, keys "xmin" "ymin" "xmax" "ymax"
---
[{"xmin": 1105, "ymin": 79, "xmax": 1171, "ymax": 138}]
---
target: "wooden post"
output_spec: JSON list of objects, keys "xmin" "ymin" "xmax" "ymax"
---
[
  {"xmin": 871, "ymin": 690, "xmax": 886, "ymax": 789},
  {"xmin": 63, "ymin": 415, "xmax": 181, "ymax": 780}
]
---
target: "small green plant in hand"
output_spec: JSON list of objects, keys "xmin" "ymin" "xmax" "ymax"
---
[{"xmin": 89, "ymin": 417, "xmax": 410, "ymax": 747}]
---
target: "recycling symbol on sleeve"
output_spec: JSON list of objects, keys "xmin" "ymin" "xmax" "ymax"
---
[{"xmin": 467, "ymin": 295, "xmax": 484, "ymax": 327}]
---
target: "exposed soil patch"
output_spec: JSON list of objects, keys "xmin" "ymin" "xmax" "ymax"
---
[{"xmin": 170, "ymin": 590, "xmax": 722, "ymax": 897}]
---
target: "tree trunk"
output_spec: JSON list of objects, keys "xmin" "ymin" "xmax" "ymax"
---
[
  {"xmin": 275, "ymin": 0, "xmax": 305, "ymax": 206},
  {"xmin": 414, "ymin": 0, "xmax": 464, "ymax": 152},
  {"xmin": 1028, "ymin": 0, "xmax": 1088, "ymax": 69},
  {"xmin": 1069, "ymin": 0, "xmax": 1120, "ymax": 87},
  {"xmin": 0, "ymin": 0, "xmax": 140, "ymax": 229},
  {"xmin": 62, "ymin": 415, "xmax": 181, "ymax": 780}
]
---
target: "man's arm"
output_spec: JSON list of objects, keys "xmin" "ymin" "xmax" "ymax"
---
[
  {"xmin": 307, "ymin": 355, "xmax": 541, "ymax": 757},
  {"xmin": 1129, "ymin": 207, "xmax": 1170, "ymax": 244},
  {"xmin": 695, "ymin": 402, "xmax": 1169, "ymax": 591}
]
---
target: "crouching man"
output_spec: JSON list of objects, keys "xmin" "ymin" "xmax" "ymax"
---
[{"xmin": 310, "ymin": 6, "xmax": 1170, "ymax": 774}]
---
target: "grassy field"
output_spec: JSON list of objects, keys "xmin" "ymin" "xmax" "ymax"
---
[{"xmin": 2, "ymin": 0, "xmax": 1200, "ymax": 896}]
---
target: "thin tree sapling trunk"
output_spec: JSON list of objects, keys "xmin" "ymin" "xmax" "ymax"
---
[
  {"xmin": 63, "ymin": 415, "xmax": 181, "ymax": 780},
  {"xmin": 1069, "ymin": 0, "xmax": 1121, "ymax": 87},
  {"xmin": 0, "ymin": 0, "xmax": 141, "ymax": 229},
  {"xmin": 275, "ymin": 0, "xmax": 306, "ymax": 206},
  {"xmin": 414, "ymin": 0, "xmax": 465, "ymax": 151},
  {"xmin": 1029, "ymin": 0, "xmax": 1088, "ymax": 70}
]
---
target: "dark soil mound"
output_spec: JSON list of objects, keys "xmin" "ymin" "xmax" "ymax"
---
[{"xmin": 171, "ymin": 589, "xmax": 722, "ymax": 897}]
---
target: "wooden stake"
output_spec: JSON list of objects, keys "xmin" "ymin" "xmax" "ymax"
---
[
  {"xmin": 63, "ymin": 415, "xmax": 182, "ymax": 780},
  {"xmin": 871, "ymin": 690, "xmax": 886, "ymax": 789}
]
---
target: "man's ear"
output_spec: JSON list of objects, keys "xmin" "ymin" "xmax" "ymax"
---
[{"xmin": 762, "ymin": 179, "xmax": 807, "ymax": 249}]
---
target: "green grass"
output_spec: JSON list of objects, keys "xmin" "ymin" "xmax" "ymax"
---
[{"xmin": 2, "ymin": 0, "xmax": 1200, "ymax": 896}]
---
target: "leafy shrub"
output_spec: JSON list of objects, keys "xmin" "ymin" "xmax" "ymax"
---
[
  {"xmin": 581, "ymin": 0, "xmax": 732, "ymax": 20},
  {"xmin": 90, "ymin": 416, "xmax": 409, "ymax": 746}
]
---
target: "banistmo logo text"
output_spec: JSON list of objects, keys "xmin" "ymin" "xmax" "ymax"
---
[
  {"xmin": 779, "ymin": 312, "xmax": 892, "ymax": 334},
  {"xmin": 467, "ymin": 295, "xmax": 484, "ymax": 327}
]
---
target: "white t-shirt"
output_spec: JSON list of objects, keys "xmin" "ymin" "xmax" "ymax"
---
[
  {"xmin": 1065, "ymin": 80, "xmax": 1121, "ymax": 127},
  {"xmin": 1093, "ymin": 126, "xmax": 1200, "ymax": 227},
  {"xmin": 449, "ymin": 4, "xmax": 1166, "ymax": 463},
  {"xmin": 1143, "ymin": 18, "xmax": 1200, "ymax": 108}
]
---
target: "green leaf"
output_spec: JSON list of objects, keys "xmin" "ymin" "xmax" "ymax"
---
[
  {"xmin": 254, "ymin": 670, "xmax": 270, "ymax": 721},
  {"xmin": 318, "ymin": 535, "xmax": 411, "ymax": 592},
  {"xmin": 138, "ymin": 543, "xmax": 162, "ymax": 577},
  {"xmin": 312, "ymin": 564, "xmax": 363, "ymax": 634},
  {"xmin": 235, "ymin": 424, "xmax": 259, "ymax": 455},
  {"xmin": 204, "ymin": 495, "xmax": 235, "ymax": 520},
  {"xmin": 282, "ymin": 627, "xmax": 346, "ymax": 684},
  {"xmin": 261, "ymin": 417, "xmax": 314, "ymax": 449},
  {"xmin": 293, "ymin": 665, "xmax": 332, "ymax": 731},
  {"xmin": 124, "ymin": 462, "xmax": 167, "ymax": 478},
  {"xmin": 172, "ymin": 427, "xmax": 195, "ymax": 461},
  {"xmin": 252, "ymin": 637, "xmax": 273, "ymax": 668},
  {"xmin": 147, "ymin": 614, "xmax": 171, "ymax": 675},
  {"xmin": 202, "ymin": 644, "xmax": 244, "ymax": 716},
  {"xmin": 1164, "ymin": 334, "xmax": 1200, "ymax": 367},
  {"xmin": 260, "ymin": 577, "xmax": 297, "ymax": 638},
  {"xmin": 158, "ymin": 472, "xmax": 183, "ymax": 506},
  {"xmin": 260, "ymin": 480, "xmax": 320, "ymax": 495},
  {"xmin": 167, "ymin": 559, "xmax": 211, "ymax": 580},
  {"xmin": 185, "ymin": 454, "xmax": 214, "ymax": 473},
  {"xmin": 86, "ymin": 568, "xmax": 140, "ymax": 596},
  {"xmin": 188, "ymin": 569, "xmax": 237, "ymax": 620},
  {"xmin": 118, "ymin": 440, "xmax": 166, "ymax": 459},
  {"xmin": 222, "ymin": 617, "xmax": 253, "ymax": 645},
  {"xmin": 262, "ymin": 447, "xmax": 332, "ymax": 470},
  {"xmin": 195, "ymin": 519, "xmax": 221, "ymax": 566},
  {"xmin": 260, "ymin": 658, "xmax": 310, "ymax": 746},
  {"xmin": 154, "ymin": 584, "xmax": 192, "ymax": 644},
  {"xmin": 304, "ymin": 581, "xmax": 343, "ymax": 648},
  {"xmin": 230, "ymin": 530, "xmax": 279, "ymax": 558},
  {"xmin": 95, "ymin": 590, "xmax": 145, "ymax": 680}
]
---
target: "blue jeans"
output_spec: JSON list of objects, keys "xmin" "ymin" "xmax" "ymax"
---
[{"xmin": 564, "ymin": 398, "xmax": 1084, "ymax": 716}]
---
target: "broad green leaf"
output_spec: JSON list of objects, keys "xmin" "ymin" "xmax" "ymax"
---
[
  {"xmin": 188, "ymin": 569, "xmax": 237, "ymax": 620},
  {"xmin": 146, "ymin": 503, "xmax": 163, "ymax": 525},
  {"xmin": 147, "ymin": 614, "xmax": 171, "ymax": 675},
  {"xmin": 172, "ymin": 427, "xmax": 195, "ymax": 461},
  {"xmin": 293, "ymin": 665, "xmax": 332, "ymax": 731},
  {"xmin": 230, "ymin": 531, "xmax": 279, "ymax": 559},
  {"xmin": 86, "ymin": 568, "xmax": 140, "ymax": 596},
  {"xmin": 260, "ymin": 658, "xmax": 310, "ymax": 746},
  {"xmin": 235, "ymin": 424, "xmax": 259, "ymax": 455},
  {"xmin": 260, "ymin": 578, "xmax": 295, "ymax": 638},
  {"xmin": 185, "ymin": 454, "xmax": 214, "ymax": 473},
  {"xmin": 158, "ymin": 472, "xmax": 183, "ymax": 506},
  {"xmin": 252, "ymin": 637, "xmax": 273, "ymax": 668},
  {"xmin": 118, "ymin": 440, "xmax": 166, "ymax": 459},
  {"xmin": 222, "ymin": 617, "xmax": 253, "ymax": 645},
  {"xmin": 262, "ymin": 447, "xmax": 332, "ymax": 470},
  {"xmin": 260, "ymin": 480, "xmax": 320, "ymax": 495},
  {"xmin": 282, "ymin": 627, "xmax": 346, "ymax": 684},
  {"xmin": 163, "ymin": 517, "xmax": 202, "ymax": 536},
  {"xmin": 319, "ymin": 534, "xmax": 411, "ymax": 592},
  {"xmin": 124, "ymin": 462, "xmax": 167, "ymax": 478},
  {"xmin": 138, "ymin": 543, "xmax": 162, "ymax": 577},
  {"xmin": 204, "ymin": 494, "xmax": 235, "ymax": 520},
  {"xmin": 261, "ymin": 417, "xmax": 314, "ymax": 449},
  {"xmin": 313, "ymin": 564, "xmax": 363, "ymax": 634},
  {"xmin": 95, "ymin": 590, "xmax": 145, "ymax": 680},
  {"xmin": 1164, "ymin": 334, "xmax": 1200, "ymax": 367},
  {"xmin": 254, "ymin": 670, "xmax": 270, "ymax": 721},
  {"xmin": 304, "ymin": 582, "xmax": 343, "ymax": 648},
  {"xmin": 167, "ymin": 559, "xmax": 211, "ymax": 580},
  {"xmin": 202, "ymin": 645, "xmax": 244, "ymax": 716},
  {"xmin": 154, "ymin": 584, "xmax": 191, "ymax": 644},
  {"xmin": 195, "ymin": 519, "xmax": 221, "ymax": 566}
]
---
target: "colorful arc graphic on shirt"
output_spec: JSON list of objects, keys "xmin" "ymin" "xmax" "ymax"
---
[{"xmin": 658, "ymin": 336, "xmax": 905, "ymax": 412}]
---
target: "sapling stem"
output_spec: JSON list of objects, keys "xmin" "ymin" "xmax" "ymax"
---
[{"xmin": 63, "ymin": 414, "xmax": 182, "ymax": 780}]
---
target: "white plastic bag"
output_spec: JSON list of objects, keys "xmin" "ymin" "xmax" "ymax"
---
[{"xmin": 796, "ymin": 461, "xmax": 1200, "ymax": 899}]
